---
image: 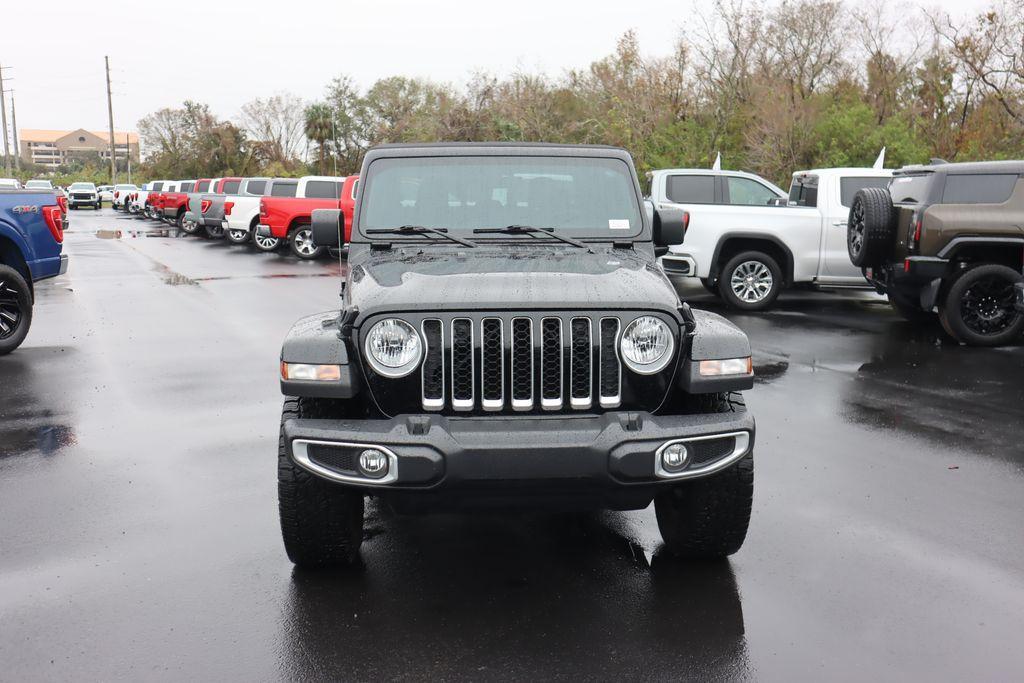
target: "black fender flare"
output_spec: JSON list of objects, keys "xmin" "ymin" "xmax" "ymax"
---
[
  {"xmin": 936, "ymin": 236, "xmax": 1024, "ymax": 260},
  {"xmin": 280, "ymin": 310, "xmax": 360, "ymax": 399}
]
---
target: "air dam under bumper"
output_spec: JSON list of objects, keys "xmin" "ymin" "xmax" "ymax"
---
[{"xmin": 283, "ymin": 410, "xmax": 754, "ymax": 500}]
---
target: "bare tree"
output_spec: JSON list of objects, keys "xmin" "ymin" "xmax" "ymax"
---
[{"xmin": 238, "ymin": 93, "xmax": 306, "ymax": 165}]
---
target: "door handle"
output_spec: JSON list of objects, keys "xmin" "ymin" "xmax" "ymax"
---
[{"xmin": 832, "ymin": 221, "xmax": 847, "ymax": 227}]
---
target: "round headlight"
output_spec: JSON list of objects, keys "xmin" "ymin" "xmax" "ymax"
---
[
  {"xmin": 620, "ymin": 316, "xmax": 675, "ymax": 374},
  {"xmin": 364, "ymin": 318, "xmax": 422, "ymax": 377}
]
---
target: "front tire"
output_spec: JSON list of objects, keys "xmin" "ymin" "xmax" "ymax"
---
[
  {"xmin": 289, "ymin": 226, "xmax": 325, "ymax": 260},
  {"xmin": 718, "ymin": 251, "xmax": 783, "ymax": 310},
  {"xmin": 654, "ymin": 392, "xmax": 753, "ymax": 558},
  {"xmin": 939, "ymin": 264, "xmax": 1024, "ymax": 346},
  {"xmin": 278, "ymin": 397, "xmax": 365, "ymax": 568},
  {"xmin": 0, "ymin": 264, "xmax": 33, "ymax": 356}
]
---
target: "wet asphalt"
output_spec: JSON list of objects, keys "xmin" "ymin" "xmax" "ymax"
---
[{"xmin": 1, "ymin": 208, "xmax": 1022, "ymax": 681}]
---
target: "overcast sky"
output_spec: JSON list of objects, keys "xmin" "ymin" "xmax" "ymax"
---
[{"xmin": 2, "ymin": 0, "xmax": 994, "ymax": 138}]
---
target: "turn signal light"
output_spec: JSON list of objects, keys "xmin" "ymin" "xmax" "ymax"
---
[
  {"xmin": 42, "ymin": 205, "xmax": 64, "ymax": 243},
  {"xmin": 281, "ymin": 362, "xmax": 342, "ymax": 381},
  {"xmin": 698, "ymin": 357, "xmax": 752, "ymax": 376}
]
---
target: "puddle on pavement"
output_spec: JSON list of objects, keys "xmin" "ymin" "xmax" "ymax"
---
[{"xmin": 94, "ymin": 228, "xmax": 187, "ymax": 239}]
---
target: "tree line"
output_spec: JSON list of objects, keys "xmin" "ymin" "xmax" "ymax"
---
[{"xmin": 136, "ymin": 0, "xmax": 1024, "ymax": 187}]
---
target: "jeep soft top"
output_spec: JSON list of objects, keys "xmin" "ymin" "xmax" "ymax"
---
[
  {"xmin": 847, "ymin": 160, "xmax": 1024, "ymax": 345},
  {"xmin": 273, "ymin": 142, "xmax": 757, "ymax": 568}
]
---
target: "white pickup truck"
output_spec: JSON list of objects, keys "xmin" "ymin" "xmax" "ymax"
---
[
  {"xmin": 130, "ymin": 181, "xmax": 165, "ymax": 215},
  {"xmin": 221, "ymin": 177, "xmax": 270, "ymax": 245},
  {"xmin": 650, "ymin": 165, "xmax": 892, "ymax": 309}
]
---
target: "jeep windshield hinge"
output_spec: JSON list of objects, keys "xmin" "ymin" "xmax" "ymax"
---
[{"xmin": 337, "ymin": 307, "xmax": 359, "ymax": 341}]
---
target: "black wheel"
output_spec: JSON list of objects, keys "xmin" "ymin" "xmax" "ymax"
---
[
  {"xmin": 278, "ymin": 397, "xmax": 365, "ymax": 568},
  {"xmin": 718, "ymin": 251, "xmax": 783, "ymax": 310},
  {"xmin": 0, "ymin": 264, "xmax": 33, "ymax": 356},
  {"xmin": 289, "ymin": 226, "xmax": 325, "ymax": 260},
  {"xmin": 701, "ymin": 278, "xmax": 719, "ymax": 295},
  {"xmin": 95, "ymin": 202, "xmax": 101, "ymax": 210},
  {"xmin": 847, "ymin": 187, "xmax": 895, "ymax": 267},
  {"xmin": 654, "ymin": 392, "xmax": 753, "ymax": 558},
  {"xmin": 939, "ymin": 264, "xmax": 1024, "ymax": 346},
  {"xmin": 888, "ymin": 290, "xmax": 934, "ymax": 322}
]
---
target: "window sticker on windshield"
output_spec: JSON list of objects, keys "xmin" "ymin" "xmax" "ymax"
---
[{"xmin": 609, "ymin": 219, "xmax": 630, "ymax": 230}]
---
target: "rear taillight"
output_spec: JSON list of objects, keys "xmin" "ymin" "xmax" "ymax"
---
[
  {"xmin": 224, "ymin": 201, "xmax": 234, "ymax": 216},
  {"xmin": 913, "ymin": 219, "xmax": 922, "ymax": 244},
  {"xmin": 114, "ymin": 191, "xmax": 119, "ymax": 199},
  {"xmin": 682, "ymin": 210, "xmax": 690, "ymax": 233},
  {"xmin": 43, "ymin": 205, "xmax": 64, "ymax": 243},
  {"xmin": 201, "ymin": 199, "xmax": 211, "ymax": 213},
  {"xmin": 57, "ymin": 195, "xmax": 68, "ymax": 214},
  {"xmin": 259, "ymin": 199, "xmax": 267, "ymax": 217},
  {"xmin": 904, "ymin": 258, "xmax": 911, "ymax": 273}
]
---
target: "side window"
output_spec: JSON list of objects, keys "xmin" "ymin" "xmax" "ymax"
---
[
  {"xmin": 152, "ymin": 182, "xmax": 164, "ymax": 191},
  {"xmin": 839, "ymin": 177, "xmax": 891, "ymax": 207},
  {"xmin": 246, "ymin": 180, "xmax": 267, "ymax": 195},
  {"xmin": 789, "ymin": 175, "xmax": 818, "ymax": 207},
  {"xmin": 196, "ymin": 181, "xmax": 210, "ymax": 192},
  {"xmin": 222, "ymin": 180, "xmax": 241, "ymax": 194},
  {"xmin": 305, "ymin": 180, "xmax": 341, "ymax": 199},
  {"xmin": 942, "ymin": 174, "xmax": 1018, "ymax": 205},
  {"xmin": 351, "ymin": 179, "xmax": 359, "ymax": 200},
  {"xmin": 665, "ymin": 175, "xmax": 715, "ymax": 204},
  {"xmin": 271, "ymin": 181, "xmax": 298, "ymax": 197},
  {"xmin": 726, "ymin": 177, "xmax": 778, "ymax": 206}
]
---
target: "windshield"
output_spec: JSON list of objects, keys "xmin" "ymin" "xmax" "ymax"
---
[
  {"xmin": 360, "ymin": 156, "xmax": 643, "ymax": 238},
  {"xmin": 26, "ymin": 180, "xmax": 53, "ymax": 189},
  {"xmin": 889, "ymin": 173, "xmax": 934, "ymax": 204},
  {"xmin": 70, "ymin": 183, "xmax": 96, "ymax": 190}
]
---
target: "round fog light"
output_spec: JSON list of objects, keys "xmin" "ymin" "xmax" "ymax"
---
[
  {"xmin": 358, "ymin": 449, "xmax": 389, "ymax": 479},
  {"xmin": 661, "ymin": 443, "xmax": 689, "ymax": 473}
]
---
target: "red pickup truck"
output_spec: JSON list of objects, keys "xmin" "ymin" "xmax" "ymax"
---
[
  {"xmin": 160, "ymin": 181, "xmax": 195, "ymax": 227},
  {"xmin": 256, "ymin": 175, "xmax": 357, "ymax": 259}
]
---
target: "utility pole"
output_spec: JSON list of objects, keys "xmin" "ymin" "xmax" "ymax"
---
[
  {"xmin": 0, "ymin": 64, "xmax": 11, "ymax": 175},
  {"xmin": 104, "ymin": 56, "xmax": 116, "ymax": 184},
  {"xmin": 125, "ymin": 132, "xmax": 132, "ymax": 184},
  {"xmin": 10, "ymin": 94, "xmax": 19, "ymax": 172}
]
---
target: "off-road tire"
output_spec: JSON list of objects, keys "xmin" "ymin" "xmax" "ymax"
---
[
  {"xmin": 718, "ymin": 251, "xmax": 783, "ymax": 311},
  {"xmin": 888, "ymin": 290, "xmax": 934, "ymax": 322},
  {"xmin": 654, "ymin": 392, "xmax": 753, "ymax": 558},
  {"xmin": 938, "ymin": 264, "xmax": 1024, "ymax": 347},
  {"xmin": 0, "ymin": 264, "xmax": 33, "ymax": 356},
  {"xmin": 278, "ymin": 396, "xmax": 365, "ymax": 568},
  {"xmin": 847, "ymin": 187, "xmax": 895, "ymax": 268}
]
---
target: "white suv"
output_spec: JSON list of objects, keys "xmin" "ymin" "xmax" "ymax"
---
[{"xmin": 649, "ymin": 166, "xmax": 892, "ymax": 309}]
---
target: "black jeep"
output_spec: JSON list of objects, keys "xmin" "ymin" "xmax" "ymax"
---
[
  {"xmin": 847, "ymin": 160, "xmax": 1024, "ymax": 346},
  {"xmin": 276, "ymin": 143, "xmax": 756, "ymax": 567}
]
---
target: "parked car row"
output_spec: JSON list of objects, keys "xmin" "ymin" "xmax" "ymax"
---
[{"xmin": 118, "ymin": 175, "xmax": 358, "ymax": 260}]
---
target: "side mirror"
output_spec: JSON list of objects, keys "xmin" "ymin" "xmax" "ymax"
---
[
  {"xmin": 653, "ymin": 208, "xmax": 688, "ymax": 248},
  {"xmin": 311, "ymin": 208, "xmax": 343, "ymax": 248}
]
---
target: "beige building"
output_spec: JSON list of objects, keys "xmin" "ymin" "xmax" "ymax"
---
[{"xmin": 18, "ymin": 128, "xmax": 140, "ymax": 169}]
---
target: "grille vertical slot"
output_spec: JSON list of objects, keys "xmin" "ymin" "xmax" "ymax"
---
[
  {"xmin": 540, "ymin": 317, "xmax": 563, "ymax": 410},
  {"xmin": 570, "ymin": 317, "xmax": 592, "ymax": 409},
  {"xmin": 451, "ymin": 318, "xmax": 474, "ymax": 410},
  {"xmin": 599, "ymin": 317, "xmax": 621, "ymax": 408},
  {"xmin": 481, "ymin": 318, "xmax": 504, "ymax": 411},
  {"xmin": 421, "ymin": 319, "xmax": 444, "ymax": 410},
  {"xmin": 511, "ymin": 317, "xmax": 534, "ymax": 411}
]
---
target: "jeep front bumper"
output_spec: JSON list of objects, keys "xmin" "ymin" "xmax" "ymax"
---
[{"xmin": 283, "ymin": 410, "xmax": 754, "ymax": 497}]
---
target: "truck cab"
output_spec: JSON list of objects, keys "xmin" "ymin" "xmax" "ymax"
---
[
  {"xmin": 650, "ymin": 166, "xmax": 891, "ymax": 309},
  {"xmin": 274, "ymin": 143, "xmax": 756, "ymax": 568}
]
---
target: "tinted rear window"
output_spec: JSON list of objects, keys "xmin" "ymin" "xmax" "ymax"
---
[
  {"xmin": 305, "ymin": 180, "xmax": 341, "ymax": 199},
  {"xmin": 222, "ymin": 180, "xmax": 241, "ymax": 194},
  {"xmin": 246, "ymin": 180, "xmax": 267, "ymax": 195},
  {"xmin": 788, "ymin": 175, "xmax": 818, "ymax": 207},
  {"xmin": 889, "ymin": 174, "xmax": 934, "ymax": 204},
  {"xmin": 271, "ymin": 181, "xmax": 298, "ymax": 197},
  {"xmin": 181, "ymin": 182, "xmax": 195, "ymax": 192},
  {"xmin": 840, "ymin": 177, "xmax": 891, "ymax": 207},
  {"xmin": 152, "ymin": 182, "xmax": 163, "ymax": 191},
  {"xmin": 942, "ymin": 174, "xmax": 1018, "ymax": 204},
  {"xmin": 196, "ymin": 180, "xmax": 210, "ymax": 192},
  {"xmin": 666, "ymin": 175, "xmax": 714, "ymax": 204}
]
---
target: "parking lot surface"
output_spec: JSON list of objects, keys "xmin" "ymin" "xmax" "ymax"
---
[{"xmin": 2, "ymin": 209, "xmax": 1023, "ymax": 680}]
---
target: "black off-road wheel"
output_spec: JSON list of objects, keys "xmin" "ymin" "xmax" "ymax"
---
[
  {"xmin": 847, "ymin": 187, "xmax": 895, "ymax": 267},
  {"xmin": 718, "ymin": 251, "xmax": 783, "ymax": 311},
  {"xmin": 0, "ymin": 264, "xmax": 32, "ymax": 356},
  {"xmin": 654, "ymin": 392, "xmax": 753, "ymax": 559},
  {"xmin": 938, "ymin": 264, "xmax": 1024, "ymax": 347},
  {"xmin": 278, "ymin": 397, "xmax": 365, "ymax": 568}
]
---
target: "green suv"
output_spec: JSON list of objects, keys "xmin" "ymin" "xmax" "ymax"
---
[{"xmin": 847, "ymin": 160, "xmax": 1024, "ymax": 346}]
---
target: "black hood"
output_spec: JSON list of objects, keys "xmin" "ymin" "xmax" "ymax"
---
[{"xmin": 346, "ymin": 245, "xmax": 682, "ymax": 320}]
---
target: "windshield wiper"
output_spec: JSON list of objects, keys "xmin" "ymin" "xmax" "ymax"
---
[
  {"xmin": 364, "ymin": 225, "xmax": 478, "ymax": 248},
  {"xmin": 473, "ymin": 225, "xmax": 591, "ymax": 251}
]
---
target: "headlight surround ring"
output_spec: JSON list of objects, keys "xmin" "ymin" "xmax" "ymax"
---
[
  {"xmin": 363, "ymin": 318, "xmax": 423, "ymax": 378},
  {"xmin": 619, "ymin": 315, "xmax": 675, "ymax": 375}
]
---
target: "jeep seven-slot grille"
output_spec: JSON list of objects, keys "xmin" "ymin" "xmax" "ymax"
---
[{"xmin": 419, "ymin": 314, "xmax": 623, "ymax": 413}]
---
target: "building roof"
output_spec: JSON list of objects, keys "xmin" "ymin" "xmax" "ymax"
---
[{"xmin": 19, "ymin": 128, "xmax": 139, "ymax": 144}]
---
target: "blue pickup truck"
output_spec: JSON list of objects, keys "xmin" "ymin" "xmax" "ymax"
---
[{"xmin": 0, "ymin": 189, "xmax": 68, "ymax": 355}]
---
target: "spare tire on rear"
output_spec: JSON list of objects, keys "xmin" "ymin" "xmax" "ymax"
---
[{"xmin": 847, "ymin": 187, "xmax": 895, "ymax": 267}]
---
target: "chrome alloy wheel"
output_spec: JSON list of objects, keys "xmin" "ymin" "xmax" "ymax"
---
[
  {"xmin": 730, "ymin": 260, "xmax": 774, "ymax": 303},
  {"xmin": 294, "ymin": 229, "xmax": 316, "ymax": 256},
  {"xmin": 254, "ymin": 232, "xmax": 280, "ymax": 250}
]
